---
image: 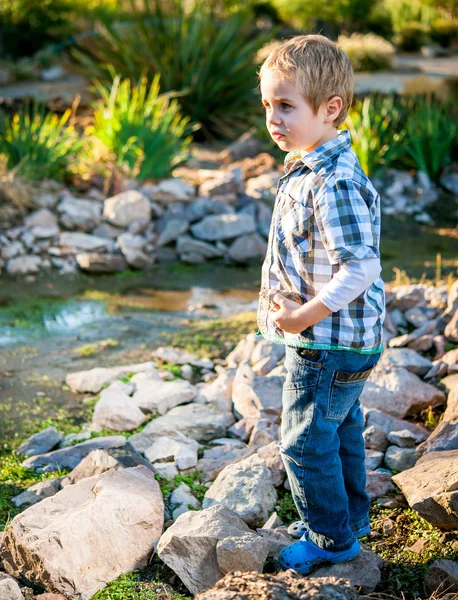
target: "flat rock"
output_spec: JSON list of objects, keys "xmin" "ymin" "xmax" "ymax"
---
[
  {"xmin": 176, "ymin": 235, "xmax": 224, "ymax": 260},
  {"xmin": 22, "ymin": 436, "xmax": 127, "ymax": 473},
  {"xmin": 191, "ymin": 213, "xmax": 256, "ymax": 242},
  {"xmin": 424, "ymin": 559, "xmax": 458, "ymax": 596},
  {"xmin": 232, "ymin": 362, "xmax": 284, "ymax": 422},
  {"xmin": 360, "ymin": 366, "xmax": 445, "ymax": 418},
  {"xmin": 365, "ymin": 449, "xmax": 384, "ymax": 470},
  {"xmin": 157, "ymin": 504, "xmax": 253, "ymax": 595},
  {"xmin": 1, "ymin": 466, "xmax": 163, "ymax": 600},
  {"xmin": 392, "ymin": 450, "xmax": 458, "ymax": 529},
  {"xmin": 146, "ymin": 178, "xmax": 194, "ymax": 204},
  {"xmin": 66, "ymin": 361, "xmax": 158, "ymax": 393},
  {"xmin": 416, "ymin": 421, "xmax": 458, "ymax": 456},
  {"xmin": 103, "ymin": 190, "xmax": 151, "ymax": 228},
  {"xmin": 366, "ymin": 470, "xmax": 396, "ymax": 499},
  {"xmin": 16, "ymin": 426, "xmax": 63, "ymax": 457},
  {"xmin": 6, "ymin": 255, "xmax": 42, "ymax": 275},
  {"xmin": 76, "ymin": 252, "xmax": 127, "ymax": 273},
  {"xmin": 58, "ymin": 232, "xmax": 112, "ymax": 252},
  {"xmin": 364, "ymin": 408, "xmax": 429, "ymax": 441},
  {"xmin": 61, "ymin": 443, "xmax": 153, "ymax": 487},
  {"xmin": 12, "ymin": 477, "xmax": 63, "ymax": 508},
  {"xmin": 202, "ymin": 454, "xmax": 277, "ymax": 528},
  {"xmin": 226, "ymin": 333, "xmax": 260, "ymax": 369},
  {"xmin": 152, "ymin": 346, "xmax": 213, "ymax": 369},
  {"xmin": 144, "ymin": 435, "xmax": 199, "ymax": 471},
  {"xmin": 132, "ymin": 379, "xmax": 196, "ymax": 415},
  {"xmin": 129, "ymin": 403, "xmax": 234, "ymax": 449},
  {"xmin": 379, "ymin": 348, "xmax": 433, "ymax": 376},
  {"xmin": 92, "ymin": 385, "xmax": 148, "ymax": 432}
]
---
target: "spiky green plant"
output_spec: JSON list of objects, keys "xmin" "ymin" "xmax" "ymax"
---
[
  {"xmin": 89, "ymin": 73, "xmax": 194, "ymax": 181},
  {"xmin": 0, "ymin": 102, "xmax": 83, "ymax": 181},
  {"xmin": 404, "ymin": 96, "xmax": 457, "ymax": 181},
  {"xmin": 72, "ymin": 0, "xmax": 270, "ymax": 138},
  {"xmin": 345, "ymin": 95, "xmax": 403, "ymax": 176}
]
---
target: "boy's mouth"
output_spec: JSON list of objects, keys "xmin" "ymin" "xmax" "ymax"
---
[{"xmin": 272, "ymin": 131, "xmax": 285, "ymax": 140}]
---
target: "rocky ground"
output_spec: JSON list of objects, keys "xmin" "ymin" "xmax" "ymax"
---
[
  {"xmin": 1, "ymin": 281, "xmax": 458, "ymax": 599},
  {"xmin": 1, "ymin": 131, "xmax": 457, "ymax": 280}
]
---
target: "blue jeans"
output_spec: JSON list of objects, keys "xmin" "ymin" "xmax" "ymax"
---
[{"xmin": 279, "ymin": 345, "xmax": 381, "ymax": 552}]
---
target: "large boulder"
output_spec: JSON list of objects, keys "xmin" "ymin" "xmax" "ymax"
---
[
  {"xmin": 232, "ymin": 362, "xmax": 284, "ymax": 422},
  {"xmin": 202, "ymin": 455, "xmax": 277, "ymax": 528},
  {"xmin": 157, "ymin": 504, "xmax": 259, "ymax": 595},
  {"xmin": 92, "ymin": 384, "xmax": 148, "ymax": 432},
  {"xmin": 1, "ymin": 467, "xmax": 164, "ymax": 600},
  {"xmin": 360, "ymin": 366, "xmax": 445, "ymax": 418},
  {"xmin": 416, "ymin": 421, "xmax": 458, "ymax": 456},
  {"xmin": 392, "ymin": 450, "xmax": 458, "ymax": 529}
]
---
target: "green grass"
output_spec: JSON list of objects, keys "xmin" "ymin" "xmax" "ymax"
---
[{"xmin": 76, "ymin": 338, "xmax": 120, "ymax": 357}]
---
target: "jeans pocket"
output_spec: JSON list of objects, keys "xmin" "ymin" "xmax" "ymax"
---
[
  {"xmin": 327, "ymin": 365, "xmax": 375, "ymax": 421},
  {"xmin": 285, "ymin": 348, "xmax": 325, "ymax": 390}
]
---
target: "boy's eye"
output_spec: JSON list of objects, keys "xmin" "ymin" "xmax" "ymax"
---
[{"xmin": 281, "ymin": 103, "xmax": 291, "ymax": 110}]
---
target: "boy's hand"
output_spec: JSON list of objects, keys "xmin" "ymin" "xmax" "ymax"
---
[{"xmin": 269, "ymin": 292, "xmax": 309, "ymax": 334}]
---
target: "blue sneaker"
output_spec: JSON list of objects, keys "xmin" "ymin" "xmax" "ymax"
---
[
  {"xmin": 277, "ymin": 536, "xmax": 361, "ymax": 575},
  {"xmin": 288, "ymin": 520, "xmax": 370, "ymax": 539}
]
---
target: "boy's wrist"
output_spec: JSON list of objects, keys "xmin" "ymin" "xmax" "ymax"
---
[{"xmin": 297, "ymin": 297, "xmax": 332, "ymax": 329}]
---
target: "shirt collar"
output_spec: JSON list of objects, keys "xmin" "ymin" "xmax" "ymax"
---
[{"xmin": 284, "ymin": 129, "xmax": 351, "ymax": 175}]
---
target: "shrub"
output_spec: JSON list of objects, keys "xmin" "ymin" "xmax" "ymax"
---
[
  {"xmin": 394, "ymin": 22, "xmax": 431, "ymax": 51},
  {"xmin": 89, "ymin": 74, "xmax": 194, "ymax": 181},
  {"xmin": 344, "ymin": 95, "xmax": 402, "ymax": 176},
  {"xmin": 338, "ymin": 33, "xmax": 395, "ymax": 72},
  {"xmin": 0, "ymin": 102, "xmax": 82, "ymax": 182},
  {"xmin": 404, "ymin": 96, "xmax": 457, "ymax": 181},
  {"xmin": 430, "ymin": 18, "xmax": 458, "ymax": 47},
  {"xmin": 72, "ymin": 0, "xmax": 269, "ymax": 139}
]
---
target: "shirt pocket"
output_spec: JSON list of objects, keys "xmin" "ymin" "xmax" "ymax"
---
[{"xmin": 277, "ymin": 193, "xmax": 314, "ymax": 256}]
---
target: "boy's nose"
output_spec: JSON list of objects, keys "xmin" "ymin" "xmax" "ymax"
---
[{"xmin": 267, "ymin": 111, "xmax": 281, "ymax": 126}]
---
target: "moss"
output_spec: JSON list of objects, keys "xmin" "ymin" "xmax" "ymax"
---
[
  {"xmin": 76, "ymin": 338, "xmax": 120, "ymax": 357},
  {"xmin": 172, "ymin": 471, "xmax": 207, "ymax": 504}
]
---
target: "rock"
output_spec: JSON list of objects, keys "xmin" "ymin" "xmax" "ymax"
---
[
  {"xmin": 6, "ymin": 255, "xmax": 42, "ymax": 275},
  {"xmin": 379, "ymin": 348, "xmax": 433, "ymax": 377},
  {"xmin": 416, "ymin": 421, "xmax": 458, "ymax": 456},
  {"xmin": 144, "ymin": 435, "xmax": 199, "ymax": 471},
  {"xmin": 232, "ymin": 362, "xmax": 284, "ymax": 422},
  {"xmin": 194, "ymin": 571, "xmax": 360, "ymax": 600},
  {"xmin": 386, "ymin": 429, "xmax": 422, "ymax": 448},
  {"xmin": 152, "ymin": 462, "xmax": 178, "ymax": 480},
  {"xmin": 176, "ymin": 235, "xmax": 224, "ymax": 260},
  {"xmin": 251, "ymin": 338, "xmax": 285, "ymax": 366},
  {"xmin": 115, "ymin": 232, "xmax": 153, "ymax": 269},
  {"xmin": 157, "ymin": 504, "xmax": 255, "ymax": 595},
  {"xmin": 389, "ymin": 320, "xmax": 438, "ymax": 348},
  {"xmin": 25, "ymin": 208, "xmax": 58, "ymax": 229},
  {"xmin": 16, "ymin": 426, "xmax": 63, "ymax": 457},
  {"xmin": 58, "ymin": 231, "xmax": 112, "ymax": 252},
  {"xmin": 388, "ymin": 284, "xmax": 427, "ymax": 311},
  {"xmin": 76, "ymin": 252, "xmax": 127, "ymax": 273},
  {"xmin": 66, "ymin": 361, "xmax": 158, "ymax": 393},
  {"xmin": 363, "ymin": 426, "xmax": 388, "ymax": 451},
  {"xmin": 196, "ymin": 370, "xmax": 235, "ymax": 412},
  {"xmin": 56, "ymin": 196, "xmax": 102, "ymax": 231},
  {"xmin": 392, "ymin": 450, "xmax": 458, "ymax": 529},
  {"xmin": 0, "ymin": 577, "xmax": 24, "ymax": 600},
  {"xmin": 424, "ymin": 559, "xmax": 458, "ymax": 596},
  {"xmin": 445, "ymin": 310, "xmax": 458, "ymax": 342},
  {"xmin": 103, "ymin": 190, "xmax": 151, "ymax": 228},
  {"xmin": 365, "ymin": 449, "xmax": 384, "ymax": 470},
  {"xmin": 245, "ymin": 172, "xmax": 279, "ymax": 204},
  {"xmin": 199, "ymin": 169, "xmax": 244, "ymax": 197},
  {"xmin": 366, "ymin": 470, "xmax": 396, "ymax": 499},
  {"xmin": 313, "ymin": 545, "xmax": 383, "ymax": 594},
  {"xmin": 384, "ymin": 446, "xmax": 417, "ymax": 472},
  {"xmin": 248, "ymin": 419, "xmax": 278, "ymax": 447},
  {"xmin": 191, "ymin": 213, "xmax": 256, "ymax": 242},
  {"xmin": 197, "ymin": 445, "xmax": 256, "ymax": 481},
  {"xmin": 257, "ymin": 442, "xmax": 286, "ymax": 488},
  {"xmin": 12, "ymin": 477, "xmax": 63, "ymax": 508},
  {"xmin": 92, "ymin": 385, "xmax": 148, "ymax": 432},
  {"xmin": 129, "ymin": 403, "xmax": 234, "ymax": 449},
  {"xmin": 226, "ymin": 333, "xmax": 260, "ymax": 368},
  {"xmin": 219, "ymin": 131, "xmax": 264, "ymax": 163},
  {"xmin": 408, "ymin": 334, "xmax": 435, "ymax": 352},
  {"xmin": 228, "ymin": 233, "xmax": 267, "ymax": 264},
  {"xmin": 365, "ymin": 408, "xmax": 429, "ymax": 441},
  {"xmin": 152, "ymin": 346, "xmax": 213, "ymax": 369},
  {"xmin": 132, "ymin": 379, "xmax": 196, "ymax": 415},
  {"xmin": 157, "ymin": 217, "xmax": 189, "ymax": 247},
  {"xmin": 1, "ymin": 467, "xmax": 163, "ymax": 600},
  {"xmin": 202, "ymin": 455, "xmax": 277, "ymax": 528},
  {"xmin": 22, "ymin": 436, "xmax": 127, "ymax": 473},
  {"xmin": 404, "ymin": 306, "xmax": 430, "ymax": 328},
  {"xmin": 61, "ymin": 443, "xmax": 153, "ymax": 487},
  {"xmin": 35, "ymin": 594, "xmax": 67, "ymax": 600},
  {"xmin": 360, "ymin": 367, "xmax": 445, "ymax": 418},
  {"xmin": 216, "ymin": 533, "xmax": 270, "ymax": 574}
]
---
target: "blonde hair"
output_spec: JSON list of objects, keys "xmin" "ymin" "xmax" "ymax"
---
[{"xmin": 259, "ymin": 35, "xmax": 354, "ymax": 127}]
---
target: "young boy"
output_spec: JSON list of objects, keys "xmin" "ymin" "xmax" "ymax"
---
[{"xmin": 257, "ymin": 34, "xmax": 385, "ymax": 573}]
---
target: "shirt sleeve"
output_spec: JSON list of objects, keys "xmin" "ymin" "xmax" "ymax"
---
[
  {"xmin": 313, "ymin": 178, "xmax": 380, "ymax": 265},
  {"xmin": 317, "ymin": 257, "xmax": 382, "ymax": 312}
]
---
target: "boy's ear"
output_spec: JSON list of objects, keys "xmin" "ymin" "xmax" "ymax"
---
[{"xmin": 324, "ymin": 96, "xmax": 343, "ymax": 124}]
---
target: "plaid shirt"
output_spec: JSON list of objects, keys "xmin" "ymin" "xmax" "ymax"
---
[{"xmin": 257, "ymin": 130, "xmax": 385, "ymax": 354}]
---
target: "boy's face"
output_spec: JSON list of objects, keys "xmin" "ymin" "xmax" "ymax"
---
[{"xmin": 260, "ymin": 69, "xmax": 337, "ymax": 154}]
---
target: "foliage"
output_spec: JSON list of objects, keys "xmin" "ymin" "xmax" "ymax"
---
[
  {"xmin": 89, "ymin": 74, "xmax": 193, "ymax": 181},
  {"xmin": 338, "ymin": 33, "xmax": 395, "ymax": 72},
  {"xmin": 394, "ymin": 21, "xmax": 431, "ymax": 51},
  {"xmin": 384, "ymin": 0, "xmax": 439, "ymax": 32},
  {"xmin": 345, "ymin": 95, "xmax": 402, "ymax": 176},
  {"xmin": 72, "ymin": 0, "xmax": 269, "ymax": 139},
  {"xmin": 404, "ymin": 95, "xmax": 458, "ymax": 181},
  {"xmin": 0, "ymin": 102, "xmax": 83, "ymax": 182},
  {"xmin": 430, "ymin": 17, "xmax": 458, "ymax": 46}
]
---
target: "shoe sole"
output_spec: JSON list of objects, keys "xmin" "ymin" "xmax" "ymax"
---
[{"xmin": 288, "ymin": 522, "xmax": 370, "ymax": 540}]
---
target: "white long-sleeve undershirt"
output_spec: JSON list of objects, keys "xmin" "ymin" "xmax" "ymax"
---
[{"xmin": 317, "ymin": 257, "xmax": 381, "ymax": 313}]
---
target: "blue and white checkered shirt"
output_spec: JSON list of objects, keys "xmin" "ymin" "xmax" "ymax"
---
[{"xmin": 257, "ymin": 130, "xmax": 385, "ymax": 354}]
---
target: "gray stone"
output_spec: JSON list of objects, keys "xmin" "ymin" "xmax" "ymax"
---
[
  {"xmin": 363, "ymin": 426, "xmax": 388, "ymax": 451},
  {"xmin": 176, "ymin": 235, "xmax": 223, "ymax": 260},
  {"xmin": 424, "ymin": 559, "xmax": 458, "ymax": 596},
  {"xmin": 196, "ymin": 370, "xmax": 235, "ymax": 413},
  {"xmin": 0, "ymin": 577, "xmax": 24, "ymax": 600},
  {"xmin": 388, "ymin": 284, "xmax": 427, "ymax": 311},
  {"xmin": 202, "ymin": 454, "xmax": 277, "ymax": 528},
  {"xmin": 245, "ymin": 172, "xmax": 279, "ymax": 204},
  {"xmin": 216, "ymin": 533, "xmax": 270, "ymax": 574},
  {"xmin": 152, "ymin": 346, "xmax": 213, "ymax": 369},
  {"xmin": 191, "ymin": 213, "xmax": 256, "ymax": 242},
  {"xmin": 417, "ymin": 421, "xmax": 458, "ymax": 456},
  {"xmin": 144, "ymin": 435, "xmax": 199, "ymax": 471},
  {"xmin": 379, "ymin": 348, "xmax": 433, "ymax": 377},
  {"xmin": 92, "ymin": 385, "xmax": 148, "ymax": 432},
  {"xmin": 76, "ymin": 252, "xmax": 127, "ymax": 273},
  {"xmin": 56, "ymin": 196, "xmax": 102, "ymax": 231},
  {"xmin": 22, "ymin": 436, "xmax": 127, "ymax": 472},
  {"xmin": 6, "ymin": 255, "xmax": 42, "ymax": 275},
  {"xmin": 145, "ymin": 178, "xmax": 195, "ymax": 204},
  {"xmin": 103, "ymin": 190, "xmax": 151, "ymax": 228},
  {"xmin": 386, "ymin": 429, "xmax": 423, "ymax": 448},
  {"xmin": 228, "ymin": 233, "xmax": 267, "ymax": 264},
  {"xmin": 66, "ymin": 361, "xmax": 158, "ymax": 393},
  {"xmin": 132, "ymin": 379, "xmax": 196, "ymax": 415},
  {"xmin": 219, "ymin": 130, "xmax": 264, "ymax": 163},
  {"xmin": 12, "ymin": 477, "xmax": 63, "ymax": 508},
  {"xmin": 365, "ymin": 408, "xmax": 429, "ymax": 441},
  {"xmin": 232, "ymin": 362, "xmax": 284, "ymax": 422},
  {"xmin": 199, "ymin": 170, "xmax": 244, "ymax": 197},
  {"xmin": 16, "ymin": 426, "xmax": 63, "ymax": 457},
  {"xmin": 384, "ymin": 446, "xmax": 417, "ymax": 472},
  {"xmin": 24, "ymin": 208, "xmax": 58, "ymax": 229},
  {"xmin": 58, "ymin": 231, "xmax": 112, "ymax": 252},
  {"xmin": 1, "ymin": 467, "xmax": 163, "ymax": 600},
  {"xmin": 157, "ymin": 217, "xmax": 189, "ymax": 247},
  {"xmin": 442, "ymin": 374, "xmax": 458, "ymax": 422},
  {"xmin": 365, "ymin": 449, "xmax": 384, "ymax": 470},
  {"xmin": 366, "ymin": 470, "xmax": 396, "ymax": 499}
]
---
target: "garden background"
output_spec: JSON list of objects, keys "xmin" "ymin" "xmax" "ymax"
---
[{"xmin": 0, "ymin": 1, "xmax": 458, "ymax": 599}]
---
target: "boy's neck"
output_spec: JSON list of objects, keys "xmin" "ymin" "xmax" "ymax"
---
[{"xmin": 304, "ymin": 128, "xmax": 339, "ymax": 154}]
